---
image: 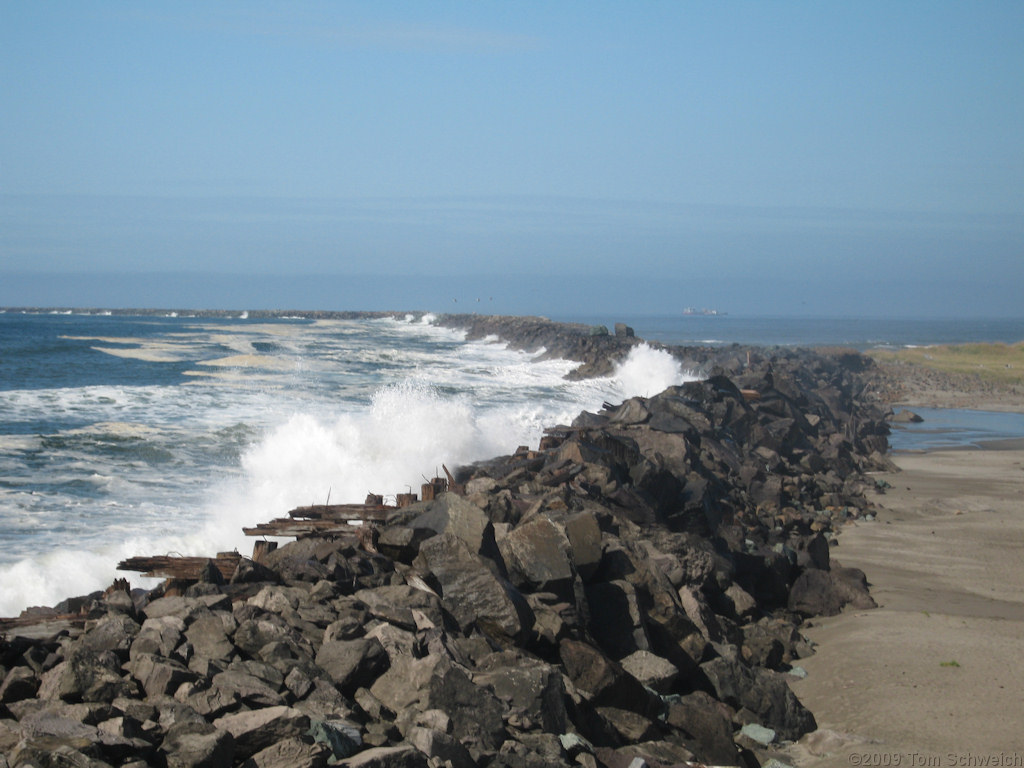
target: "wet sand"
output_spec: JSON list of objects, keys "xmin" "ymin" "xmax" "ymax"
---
[{"xmin": 784, "ymin": 446, "xmax": 1024, "ymax": 765}]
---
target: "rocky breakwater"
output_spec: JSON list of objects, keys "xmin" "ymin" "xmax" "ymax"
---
[
  {"xmin": 0, "ymin": 348, "xmax": 892, "ymax": 768},
  {"xmin": 435, "ymin": 314, "xmax": 644, "ymax": 379}
]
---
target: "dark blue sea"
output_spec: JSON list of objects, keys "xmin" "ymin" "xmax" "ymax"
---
[
  {"xmin": 0, "ymin": 310, "xmax": 1021, "ymax": 615},
  {"xmin": 0, "ymin": 310, "xmax": 687, "ymax": 614},
  {"xmin": 560, "ymin": 314, "xmax": 1024, "ymax": 350}
]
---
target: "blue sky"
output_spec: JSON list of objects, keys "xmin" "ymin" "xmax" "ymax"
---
[{"xmin": 1, "ymin": 1, "xmax": 1022, "ymax": 316}]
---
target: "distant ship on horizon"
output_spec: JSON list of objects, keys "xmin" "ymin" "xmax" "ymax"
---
[{"xmin": 682, "ymin": 307, "xmax": 727, "ymax": 316}]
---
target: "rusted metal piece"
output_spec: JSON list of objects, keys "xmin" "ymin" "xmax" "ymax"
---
[
  {"xmin": 252, "ymin": 540, "xmax": 278, "ymax": 562},
  {"xmin": 441, "ymin": 464, "xmax": 465, "ymax": 495},
  {"xmin": 420, "ymin": 477, "xmax": 447, "ymax": 501},
  {"xmin": 357, "ymin": 524, "xmax": 379, "ymax": 553},
  {"xmin": 538, "ymin": 434, "xmax": 564, "ymax": 451},
  {"xmin": 116, "ymin": 552, "xmax": 242, "ymax": 581}
]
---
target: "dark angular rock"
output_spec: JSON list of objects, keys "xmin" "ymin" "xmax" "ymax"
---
[
  {"xmin": 212, "ymin": 705, "xmax": 310, "ymax": 759},
  {"xmin": 233, "ymin": 615, "xmax": 297, "ymax": 658},
  {"xmin": 130, "ymin": 615, "xmax": 186, "ymax": 660},
  {"xmin": 315, "ymin": 638, "xmax": 389, "ymax": 694},
  {"xmin": 126, "ymin": 653, "xmax": 196, "ymax": 699},
  {"xmin": 559, "ymin": 639, "xmax": 659, "ymax": 719},
  {"xmin": 427, "ymin": 664, "xmax": 507, "ymax": 756},
  {"xmin": 332, "ymin": 745, "xmax": 428, "ymax": 768},
  {"xmin": 46, "ymin": 648, "xmax": 138, "ymax": 703},
  {"xmin": 210, "ymin": 664, "xmax": 286, "ymax": 709},
  {"xmin": 375, "ymin": 526, "xmax": 435, "ymax": 564},
  {"xmin": 0, "ymin": 665, "xmax": 38, "ymax": 703},
  {"xmin": 184, "ymin": 614, "xmax": 235, "ymax": 664},
  {"xmin": 353, "ymin": 584, "xmax": 446, "ymax": 633},
  {"xmin": 161, "ymin": 723, "xmax": 235, "ymax": 768},
  {"xmin": 562, "ymin": 510, "xmax": 604, "ymax": 581},
  {"xmin": 665, "ymin": 690, "xmax": 737, "ymax": 765},
  {"xmin": 407, "ymin": 726, "xmax": 476, "ymax": 768},
  {"xmin": 594, "ymin": 706, "xmax": 661, "ymax": 742},
  {"xmin": 585, "ymin": 580, "xmax": 649, "ymax": 660},
  {"xmin": 369, "ymin": 653, "xmax": 444, "ymax": 716},
  {"xmin": 499, "ymin": 516, "xmax": 576, "ymax": 601},
  {"xmin": 176, "ymin": 681, "xmax": 240, "ymax": 719},
  {"xmin": 619, "ymin": 650, "xmax": 679, "ymax": 694},
  {"xmin": 414, "ymin": 532, "xmax": 534, "ymax": 643},
  {"xmin": 473, "ymin": 653, "xmax": 568, "ymax": 733},
  {"xmin": 77, "ymin": 614, "xmax": 140, "ymax": 660},
  {"xmin": 408, "ymin": 493, "xmax": 503, "ymax": 567},
  {"xmin": 788, "ymin": 565, "xmax": 876, "ymax": 617},
  {"xmin": 307, "ymin": 717, "xmax": 363, "ymax": 761},
  {"xmin": 700, "ymin": 656, "xmax": 816, "ymax": 740},
  {"xmin": 230, "ymin": 557, "xmax": 280, "ymax": 584},
  {"xmin": 241, "ymin": 737, "xmax": 331, "ymax": 768},
  {"xmin": 144, "ymin": 594, "xmax": 230, "ymax": 623}
]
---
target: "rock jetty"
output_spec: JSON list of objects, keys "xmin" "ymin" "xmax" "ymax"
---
[{"xmin": 0, "ymin": 318, "xmax": 894, "ymax": 768}]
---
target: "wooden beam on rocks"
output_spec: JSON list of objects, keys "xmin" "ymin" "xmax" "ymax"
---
[
  {"xmin": 241, "ymin": 517, "xmax": 366, "ymax": 540},
  {"xmin": 116, "ymin": 552, "xmax": 242, "ymax": 581},
  {"xmin": 285, "ymin": 503, "xmax": 390, "ymax": 522}
]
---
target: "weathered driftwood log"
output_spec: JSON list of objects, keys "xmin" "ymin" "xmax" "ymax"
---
[
  {"xmin": 242, "ymin": 517, "xmax": 366, "ymax": 539},
  {"xmin": 285, "ymin": 503, "xmax": 391, "ymax": 521},
  {"xmin": 116, "ymin": 552, "xmax": 241, "ymax": 581}
]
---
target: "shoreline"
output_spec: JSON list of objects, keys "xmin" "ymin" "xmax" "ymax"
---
[
  {"xmin": 2, "ymin": 309, "xmax": 1022, "ymax": 765},
  {"xmin": 0, "ymin": 318, "xmax": 895, "ymax": 766},
  {"xmin": 783, "ymin": 445, "xmax": 1024, "ymax": 764}
]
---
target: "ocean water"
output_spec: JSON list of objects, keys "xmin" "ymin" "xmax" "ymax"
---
[
  {"xmin": 0, "ymin": 311, "xmax": 692, "ymax": 615},
  {"xmin": 1, "ymin": 311, "xmax": 1022, "ymax": 617},
  {"xmin": 887, "ymin": 407, "xmax": 1024, "ymax": 452},
  {"xmin": 561, "ymin": 314, "xmax": 1024, "ymax": 350}
]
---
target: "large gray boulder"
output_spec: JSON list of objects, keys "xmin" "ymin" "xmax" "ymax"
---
[
  {"xmin": 558, "ymin": 639, "xmax": 660, "ymax": 719},
  {"xmin": 700, "ymin": 656, "xmax": 816, "ymax": 740},
  {"xmin": 77, "ymin": 613, "xmax": 140, "ymax": 659},
  {"xmin": 240, "ymin": 737, "xmax": 330, "ymax": 768},
  {"xmin": 209, "ymin": 665, "xmax": 286, "ymax": 709},
  {"xmin": 562, "ymin": 510, "xmax": 604, "ymax": 581},
  {"xmin": 473, "ymin": 653, "xmax": 568, "ymax": 733},
  {"xmin": 353, "ymin": 584, "xmax": 446, "ymax": 632},
  {"xmin": 44, "ymin": 648, "xmax": 139, "ymax": 703},
  {"xmin": 408, "ymin": 493, "xmax": 502, "ymax": 566},
  {"xmin": 315, "ymin": 638, "xmax": 389, "ymax": 694},
  {"xmin": 184, "ymin": 614, "xmax": 236, "ymax": 664},
  {"xmin": 585, "ymin": 579, "xmax": 650, "ymax": 659},
  {"xmin": 664, "ymin": 690, "xmax": 737, "ymax": 766},
  {"xmin": 427, "ymin": 664, "xmax": 507, "ymax": 758},
  {"xmin": 126, "ymin": 653, "xmax": 196, "ymax": 699},
  {"xmin": 130, "ymin": 615, "xmax": 186, "ymax": 660},
  {"xmin": 333, "ymin": 745, "xmax": 428, "ymax": 767},
  {"xmin": 161, "ymin": 722, "xmax": 235, "ymax": 768},
  {"xmin": 413, "ymin": 532, "xmax": 533, "ymax": 643},
  {"xmin": 788, "ymin": 565, "xmax": 876, "ymax": 617},
  {"xmin": 212, "ymin": 705, "xmax": 310, "ymax": 759},
  {"xmin": 498, "ymin": 516, "xmax": 576, "ymax": 601}
]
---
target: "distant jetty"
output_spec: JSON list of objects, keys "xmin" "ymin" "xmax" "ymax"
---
[{"xmin": 682, "ymin": 307, "xmax": 726, "ymax": 316}]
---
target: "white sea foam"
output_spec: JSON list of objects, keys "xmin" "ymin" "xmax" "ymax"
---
[
  {"xmin": 0, "ymin": 317, "xmax": 704, "ymax": 617},
  {"xmin": 607, "ymin": 343, "xmax": 694, "ymax": 398}
]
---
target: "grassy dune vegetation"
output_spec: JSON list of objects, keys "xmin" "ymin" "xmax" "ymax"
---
[{"xmin": 868, "ymin": 342, "xmax": 1024, "ymax": 386}]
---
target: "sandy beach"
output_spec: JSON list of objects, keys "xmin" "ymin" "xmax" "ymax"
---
[{"xmin": 783, "ymin": 443, "xmax": 1024, "ymax": 766}]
